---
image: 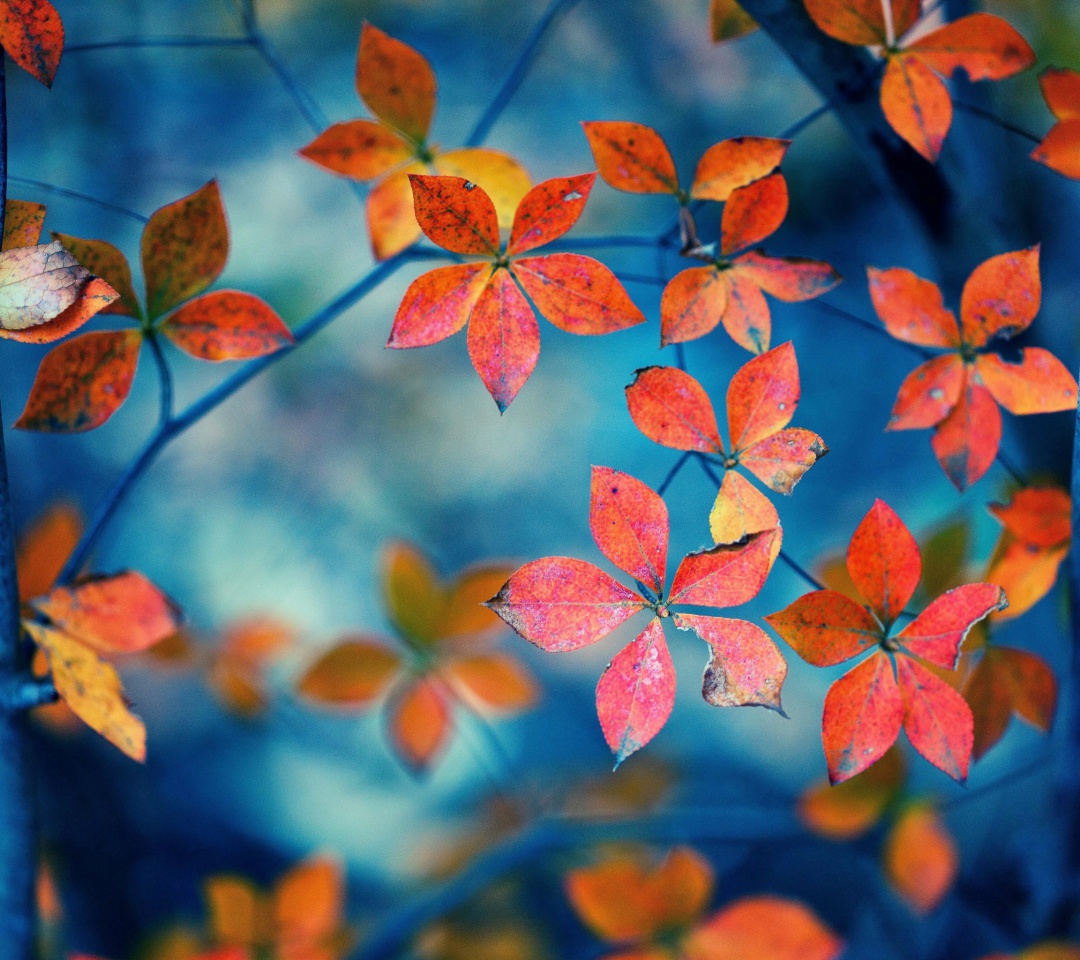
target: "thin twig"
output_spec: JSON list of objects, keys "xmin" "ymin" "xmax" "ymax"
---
[
  {"xmin": 8, "ymin": 176, "xmax": 149, "ymax": 223},
  {"xmin": 778, "ymin": 102, "xmax": 831, "ymax": 140},
  {"xmin": 65, "ymin": 36, "xmax": 253, "ymax": 53},
  {"xmin": 939, "ymin": 750, "xmax": 1054, "ymax": 810},
  {"xmin": 777, "ymin": 550, "xmax": 826, "ymax": 592},
  {"xmin": 657, "ymin": 451, "xmax": 692, "ymax": 497},
  {"xmin": 954, "ymin": 101, "xmax": 1042, "ymax": 146},
  {"xmin": 146, "ymin": 332, "xmax": 174, "ymax": 430}
]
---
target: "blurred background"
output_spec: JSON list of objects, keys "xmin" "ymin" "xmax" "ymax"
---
[{"xmin": 8, "ymin": 0, "xmax": 1080, "ymax": 956}]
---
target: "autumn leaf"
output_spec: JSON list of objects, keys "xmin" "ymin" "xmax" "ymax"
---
[
  {"xmin": 159, "ymin": 290, "xmax": 294, "ymax": 361},
  {"xmin": 15, "ymin": 501, "xmax": 82, "ymax": 604},
  {"xmin": 52, "ymin": 232, "xmax": 142, "ymax": 318},
  {"xmin": 710, "ymin": 0, "xmax": 757, "ymax": 43},
  {"xmin": 964, "ymin": 645, "xmax": 1057, "ymax": 759},
  {"xmin": 1033, "ymin": 67, "xmax": 1080, "ymax": 179},
  {"xmin": 3, "ymin": 199, "xmax": 45, "ymax": 250},
  {"xmin": 870, "ymin": 249, "xmax": 1076, "ymax": 491},
  {"xmin": 489, "ymin": 466, "xmax": 784, "ymax": 762},
  {"xmin": 683, "ymin": 896, "xmax": 843, "ymax": 960},
  {"xmin": 799, "ymin": 745, "xmax": 905, "ymax": 839},
  {"xmin": 208, "ymin": 617, "xmax": 296, "ymax": 718},
  {"xmin": 767, "ymin": 500, "xmax": 1005, "ymax": 783},
  {"xmin": 0, "ymin": 0, "xmax": 64, "ymax": 86},
  {"xmin": 883, "ymin": 803, "xmax": 957, "ymax": 913},
  {"xmin": 389, "ymin": 173, "xmax": 643, "ymax": 410}
]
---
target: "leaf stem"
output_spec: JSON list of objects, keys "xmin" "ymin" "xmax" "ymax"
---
[
  {"xmin": 65, "ymin": 36, "xmax": 254, "ymax": 53},
  {"xmin": 8, "ymin": 176, "xmax": 149, "ymax": 224},
  {"xmin": 953, "ymin": 101, "xmax": 1042, "ymax": 146}
]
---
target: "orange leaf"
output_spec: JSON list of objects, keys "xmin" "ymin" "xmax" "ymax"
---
[
  {"xmin": 907, "ymin": 13, "xmax": 1035, "ymax": 82},
  {"xmin": 387, "ymin": 263, "xmax": 492, "ymax": 348},
  {"xmin": 765, "ymin": 589, "xmax": 880, "ymax": 667},
  {"xmin": 440, "ymin": 564, "xmax": 517, "ymax": 641},
  {"xmin": 685, "ymin": 895, "xmax": 842, "ymax": 960},
  {"xmin": 720, "ymin": 172, "xmax": 788, "ymax": 256},
  {"xmin": 486, "ymin": 557, "xmax": 646, "ymax": 652},
  {"xmin": 367, "ymin": 160, "xmax": 426, "ymax": 260},
  {"xmin": 205, "ymin": 874, "xmax": 265, "ymax": 946},
  {"xmin": 895, "ymin": 583, "xmax": 1005, "ymax": 669},
  {"xmin": 867, "ymin": 266, "xmax": 960, "ymax": 348},
  {"xmin": 581, "ymin": 121, "xmax": 680, "ymax": 195},
  {"xmin": 356, "ymin": 23, "xmax": 436, "ymax": 145},
  {"xmin": 709, "ymin": 470, "xmax": 779, "ymax": 545},
  {"xmin": 298, "ymin": 119, "xmax": 412, "ymax": 180},
  {"xmin": 931, "ymin": 375, "xmax": 1001, "ymax": 491},
  {"xmin": 26, "ymin": 622, "xmax": 146, "ymax": 762},
  {"xmin": 644, "ymin": 847, "xmax": 715, "ymax": 934},
  {"xmin": 51, "ymin": 233, "xmax": 141, "ymax": 317},
  {"xmin": 897, "ymin": 656, "xmax": 972, "ymax": 781},
  {"xmin": 505, "ymin": 173, "xmax": 595, "ymax": 256},
  {"xmin": 883, "ymin": 804, "xmax": 957, "ymax": 913},
  {"xmin": 690, "ymin": 137, "xmax": 786, "ymax": 202},
  {"xmin": 799, "ymin": 745, "xmax": 905, "ymax": 839},
  {"xmin": 387, "ymin": 676, "xmax": 452, "ymax": 771},
  {"xmin": 803, "ymin": 0, "xmax": 919, "ymax": 46},
  {"xmin": 721, "ymin": 266, "xmax": 773, "ymax": 353},
  {"xmin": 986, "ymin": 538, "xmax": 1067, "ymax": 622},
  {"xmin": 887, "ymin": 354, "xmax": 965, "ymax": 430},
  {"xmin": 625, "ymin": 365, "xmax": 724, "ymax": 454},
  {"xmin": 296, "ymin": 638, "xmax": 401, "ymax": 707},
  {"xmin": 739, "ymin": 427, "xmax": 827, "ymax": 494},
  {"xmin": 410, "ymin": 174, "xmax": 500, "ymax": 256},
  {"xmin": 3, "ymin": 199, "xmax": 45, "ymax": 250},
  {"xmin": 142, "ymin": 181, "xmax": 229, "ymax": 320},
  {"xmin": 710, "ymin": 0, "xmax": 758, "ymax": 43},
  {"xmin": 989, "ymin": 486, "xmax": 1071, "ymax": 549},
  {"xmin": 590, "ymin": 466, "xmax": 669, "ymax": 595},
  {"xmin": 675, "ymin": 613, "xmax": 787, "ymax": 712},
  {"xmin": 160, "ymin": 290, "xmax": 293, "ymax": 361},
  {"xmin": 0, "ymin": 0, "xmax": 64, "ymax": 86},
  {"xmin": 596, "ymin": 618, "xmax": 675, "ymax": 763},
  {"xmin": 735, "ymin": 251, "xmax": 840, "ymax": 302},
  {"xmin": 959, "ymin": 246, "xmax": 1040, "ymax": 347},
  {"xmin": 881, "ymin": 53, "xmax": 952, "ymax": 162},
  {"xmin": 1031, "ymin": 119, "xmax": 1080, "ymax": 180},
  {"xmin": 0, "ymin": 275, "xmax": 118, "ymax": 346},
  {"xmin": 467, "ymin": 267, "xmax": 539, "ymax": 410},
  {"xmin": 823, "ymin": 652, "xmax": 903, "ymax": 784},
  {"xmin": 445, "ymin": 653, "xmax": 537, "ymax": 712},
  {"xmin": 16, "ymin": 329, "xmax": 142, "ymax": 432},
  {"xmin": 273, "ymin": 855, "xmax": 345, "ymax": 949},
  {"xmin": 965, "ymin": 646, "xmax": 1057, "ymax": 758},
  {"xmin": 1040, "ymin": 67, "xmax": 1080, "ymax": 121},
  {"xmin": 433, "ymin": 148, "xmax": 532, "ymax": 229},
  {"xmin": 727, "ymin": 341, "xmax": 799, "ymax": 452},
  {"xmin": 667, "ymin": 529, "xmax": 776, "ymax": 608},
  {"xmin": 33, "ymin": 571, "xmax": 181, "ymax": 656},
  {"xmin": 382, "ymin": 542, "xmax": 444, "ymax": 646},
  {"xmin": 511, "ymin": 253, "xmax": 645, "ymax": 334},
  {"xmin": 659, "ymin": 266, "xmax": 727, "ymax": 346},
  {"xmin": 16, "ymin": 502, "xmax": 82, "ymax": 603},
  {"xmin": 565, "ymin": 856, "xmax": 662, "ymax": 943},
  {"xmin": 976, "ymin": 348, "xmax": 1078, "ymax": 415},
  {"xmin": 847, "ymin": 499, "xmax": 921, "ymax": 626}
]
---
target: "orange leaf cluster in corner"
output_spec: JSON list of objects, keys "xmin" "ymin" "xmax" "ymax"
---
[
  {"xmin": 869, "ymin": 247, "xmax": 1076, "ymax": 491},
  {"xmin": 299, "ymin": 23, "xmax": 531, "ymax": 261},
  {"xmin": 626, "ymin": 342, "xmax": 827, "ymax": 546},
  {"xmin": 767, "ymin": 500, "xmax": 1006, "ymax": 784},
  {"xmin": 0, "ymin": 0, "xmax": 65, "ymax": 87},
  {"xmin": 488, "ymin": 466, "xmax": 785, "ymax": 765},
  {"xmin": 566, "ymin": 846, "xmax": 842, "ymax": 960},
  {"xmin": 16, "ymin": 182, "xmax": 293, "ymax": 433},
  {"xmin": 803, "ymin": 0, "xmax": 1034, "ymax": 161},
  {"xmin": 389, "ymin": 173, "xmax": 644, "ymax": 410},
  {"xmin": 1033, "ymin": 68, "xmax": 1080, "ymax": 179},
  {"xmin": 297, "ymin": 542, "xmax": 536, "ymax": 772}
]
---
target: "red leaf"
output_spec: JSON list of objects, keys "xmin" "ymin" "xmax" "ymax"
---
[
  {"xmin": 16, "ymin": 330, "xmax": 142, "ymax": 433},
  {"xmin": 959, "ymin": 246, "xmax": 1040, "ymax": 346},
  {"xmin": 624, "ymin": 366, "xmax": 723, "ymax": 454},
  {"xmin": 736, "ymin": 251, "xmax": 840, "ymax": 302},
  {"xmin": 907, "ymin": 13, "xmax": 1035, "ymax": 82},
  {"xmin": 1039, "ymin": 66, "xmax": 1080, "ymax": 121},
  {"xmin": 722, "ymin": 266, "xmax": 772, "ymax": 353},
  {"xmin": 659, "ymin": 267, "xmax": 727, "ymax": 346},
  {"xmin": 690, "ymin": 137, "xmax": 788, "ymax": 202},
  {"xmin": 297, "ymin": 119, "xmax": 412, "ymax": 180},
  {"xmin": 51, "ymin": 233, "xmax": 141, "ymax": 318},
  {"xmin": 505, "ymin": 173, "xmax": 595, "ymax": 255},
  {"xmin": 739, "ymin": 427, "xmax": 827, "ymax": 494},
  {"xmin": 867, "ymin": 266, "xmax": 961, "ymax": 348},
  {"xmin": 409, "ymin": 174, "xmax": 500, "ymax": 256},
  {"xmin": 596, "ymin": 618, "xmax": 675, "ymax": 764},
  {"xmin": 897, "ymin": 655, "xmax": 972, "ymax": 782},
  {"xmin": 802, "ymin": 0, "xmax": 920, "ymax": 46},
  {"xmin": 846, "ymin": 499, "xmax": 921, "ymax": 626},
  {"xmin": 33, "ymin": 571, "xmax": 181, "ymax": 655},
  {"xmin": 888, "ymin": 354, "xmax": 965, "ymax": 430},
  {"xmin": 668, "ymin": 529, "xmax": 776, "ymax": 608},
  {"xmin": 931, "ymin": 375, "xmax": 1001, "ymax": 491},
  {"xmin": 823, "ymin": 652, "xmax": 903, "ymax": 785},
  {"xmin": 581, "ymin": 121, "xmax": 679, "ymax": 195},
  {"xmin": 141, "ymin": 181, "xmax": 229, "ymax": 320},
  {"xmin": 964, "ymin": 646, "xmax": 1057, "ymax": 758},
  {"xmin": 765, "ymin": 590, "xmax": 881, "ymax": 667},
  {"xmin": 896, "ymin": 583, "xmax": 1006, "ymax": 669},
  {"xmin": 432, "ymin": 148, "xmax": 532, "ymax": 228},
  {"xmin": 387, "ymin": 676, "xmax": 452, "ymax": 771},
  {"xmin": 356, "ymin": 23, "xmax": 437, "ymax": 144},
  {"xmin": 589, "ymin": 466, "xmax": 669, "ymax": 596},
  {"xmin": 880, "ymin": 53, "xmax": 952, "ymax": 162},
  {"xmin": 512, "ymin": 254, "xmax": 645, "ymax": 335},
  {"xmin": 485, "ymin": 557, "xmax": 646, "ymax": 651},
  {"xmin": 160, "ymin": 291, "xmax": 293, "ymax": 361},
  {"xmin": 975, "ymin": 348, "xmax": 1078, "ymax": 415},
  {"xmin": 989, "ymin": 486, "xmax": 1071, "ymax": 549},
  {"xmin": 727, "ymin": 341, "xmax": 799, "ymax": 452},
  {"xmin": 1031, "ymin": 119, "xmax": 1080, "ymax": 179},
  {"xmin": 720, "ymin": 172, "xmax": 788, "ymax": 256},
  {"xmin": 675, "ymin": 613, "xmax": 787, "ymax": 712},
  {"xmin": 467, "ymin": 268, "xmax": 539, "ymax": 410},
  {"xmin": 387, "ymin": 263, "xmax": 492, "ymax": 348},
  {"xmin": 0, "ymin": 0, "xmax": 64, "ymax": 87}
]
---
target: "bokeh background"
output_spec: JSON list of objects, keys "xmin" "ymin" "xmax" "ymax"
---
[{"xmin": 8, "ymin": 0, "xmax": 1080, "ymax": 956}]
